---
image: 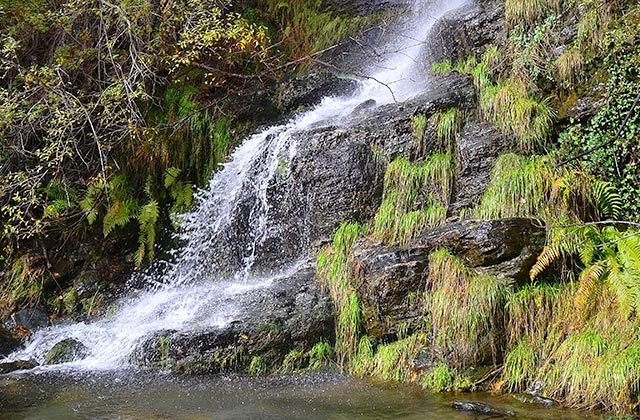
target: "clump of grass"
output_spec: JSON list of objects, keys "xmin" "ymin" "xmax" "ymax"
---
[
  {"xmin": 248, "ymin": 356, "xmax": 267, "ymax": 375},
  {"xmin": 505, "ymin": 0, "xmax": 560, "ymax": 27},
  {"xmin": 316, "ymin": 222, "xmax": 365, "ymax": 369},
  {"xmin": 281, "ymin": 348, "xmax": 305, "ymax": 373},
  {"xmin": 350, "ymin": 334, "xmax": 426, "ymax": 382},
  {"xmin": 554, "ymin": 48, "xmax": 584, "ymax": 88},
  {"xmin": 479, "ymin": 78, "xmax": 555, "ymax": 151},
  {"xmin": 308, "ymin": 340, "xmax": 333, "ymax": 369},
  {"xmin": 336, "ymin": 291, "xmax": 363, "ymax": 367},
  {"xmin": 412, "ymin": 114, "xmax": 427, "ymax": 149},
  {"xmin": 505, "ymin": 282, "xmax": 563, "ymax": 348},
  {"xmin": 432, "ymin": 60, "xmax": 454, "ymax": 74},
  {"xmin": 422, "ymin": 363, "xmax": 456, "ymax": 392},
  {"xmin": 351, "ymin": 335, "xmax": 375, "ymax": 377},
  {"xmin": 431, "ymin": 108, "xmax": 464, "ymax": 151},
  {"xmin": 372, "ymin": 155, "xmax": 454, "ymax": 245},
  {"xmin": 472, "ymin": 153, "xmax": 595, "ymax": 222},
  {"xmin": 428, "ymin": 249, "xmax": 508, "ymax": 369},
  {"xmin": 317, "ymin": 222, "xmax": 365, "ymax": 304},
  {"xmin": 501, "ymin": 339, "xmax": 538, "ymax": 393},
  {"xmin": 369, "ymin": 334, "xmax": 426, "ymax": 382}
]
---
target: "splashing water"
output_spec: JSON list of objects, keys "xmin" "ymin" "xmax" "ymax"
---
[{"xmin": 4, "ymin": 0, "xmax": 469, "ymax": 370}]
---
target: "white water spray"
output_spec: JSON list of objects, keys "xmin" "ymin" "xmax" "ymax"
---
[{"xmin": 4, "ymin": 0, "xmax": 468, "ymax": 370}]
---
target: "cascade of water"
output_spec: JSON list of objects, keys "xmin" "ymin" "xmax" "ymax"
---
[{"xmin": 3, "ymin": 0, "xmax": 469, "ymax": 370}]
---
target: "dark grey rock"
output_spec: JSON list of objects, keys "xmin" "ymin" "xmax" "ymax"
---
[
  {"xmin": 276, "ymin": 72, "xmax": 359, "ymax": 113},
  {"xmin": 452, "ymin": 120, "xmax": 512, "ymax": 213},
  {"xmin": 130, "ymin": 265, "xmax": 334, "ymax": 374},
  {"xmin": 0, "ymin": 327, "xmax": 21, "ymax": 358},
  {"xmin": 5, "ymin": 308, "xmax": 49, "ymax": 333},
  {"xmin": 418, "ymin": 218, "xmax": 546, "ymax": 284},
  {"xmin": 0, "ymin": 359, "xmax": 37, "ymax": 374},
  {"xmin": 428, "ymin": 0, "xmax": 506, "ymax": 64},
  {"xmin": 44, "ymin": 338, "xmax": 89, "ymax": 365},
  {"xmin": 452, "ymin": 400, "xmax": 515, "ymax": 416}
]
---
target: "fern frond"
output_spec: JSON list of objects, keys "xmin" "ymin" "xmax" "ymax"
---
[
  {"xmin": 593, "ymin": 180, "xmax": 622, "ymax": 220},
  {"xmin": 574, "ymin": 262, "xmax": 607, "ymax": 315}
]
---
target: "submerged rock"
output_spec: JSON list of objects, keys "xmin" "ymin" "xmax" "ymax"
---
[
  {"xmin": 44, "ymin": 338, "xmax": 89, "ymax": 365},
  {"xmin": 130, "ymin": 265, "xmax": 334, "ymax": 374},
  {"xmin": 0, "ymin": 359, "xmax": 37, "ymax": 374},
  {"xmin": 452, "ymin": 400, "xmax": 515, "ymax": 417}
]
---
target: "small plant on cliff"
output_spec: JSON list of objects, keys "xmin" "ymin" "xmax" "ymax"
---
[
  {"xmin": 248, "ymin": 356, "xmax": 267, "ymax": 375},
  {"xmin": 411, "ymin": 114, "xmax": 428, "ymax": 149},
  {"xmin": 308, "ymin": 340, "xmax": 333, "ymax": 369},
  {"xmin": 431, "ymin": 108, "xmax": 464, "ymax": 151}
]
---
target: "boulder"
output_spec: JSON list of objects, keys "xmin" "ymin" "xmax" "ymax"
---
[
  {"xmin": 0, "ymin": 327, "xmax": 21, "ymax": 358},
  {"xmin": 44, "ymin": 338, "xmax": 89, "ymax": 365},
  {"xmin": 130, "ymin": 265, "xmax": 334, "ymax": 374},
  {"xmin": 418, "ymin": 218, "xmax": 546, "ymax": 284},
  {"xmin": 352, "ymin": 218, "xmax": 545, "ymax": 339},
  {"xmin": 5, "ymin": 308, "xmax": 49, "ymax": 333},
  {"xmin": 0, "ymin": 359, "xmax": 37, "ymax": 374}
]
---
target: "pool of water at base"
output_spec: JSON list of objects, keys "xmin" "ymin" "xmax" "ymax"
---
[{"xmin": 0, "ymin": 370, "xmax": 601, "ymax": 419}]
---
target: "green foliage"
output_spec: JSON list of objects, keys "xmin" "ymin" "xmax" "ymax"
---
[
  {"xmin": 427, "ymin": 249, "xmax": 508, "ymax": 369},
  {"xmin": 266, "ymin": 0, "xmax": 363, "ymax": 61},
  {"xmin": 411, "ymin": 114, "xmax": 427, "ymax": 149},
  {"xmin": 248, "ymin": 356, "xmax": 267, "ymax": 375},
  {"xmin": 504, "ymin": 0, "xmax": 560, "ymax": 27},
  {"xmin": 0, "ymin": 255, "xmax": 45, "ymax": 315},
  {"xmin": 316, "ymin": 222, "xmax": 365, "ymax": 368},
  {"xmin": 501, "ymin": 339, "xmax": 538, "ymax": 393},
  {"xmin": 281, "ymin": 348, "xmax": 305, "ymax": 373},
  {"xmin": 431, "ymin": 108, "xmax": 464, "ymax": 151},
  {"xmin": 308, "ymin": 340, "xmax": 333, "ymax": 369},
  {"xmin": 472, "ymin": 153, "xmax": 603, "ymax": 223},
  {"xmin": 531, "ymin": 226, "xmax": 640, "ymax": 320},
  {"xmin": 372, "ymin": 155, "xmax": 454, "ymax": 245},
  {"xmin": 422, "ymin": 363, "xmax": 456, "ymax": 392},
  {"xmin": 479, "ymin": 78, "xmax": 555, "ymax": 152}
]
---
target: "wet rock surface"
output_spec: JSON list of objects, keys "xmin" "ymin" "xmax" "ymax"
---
[
  {"xmin": 0, "ymin": 359, "xmax": 37, "ymax": 374},
  {"xmin": 352, "ymin": 218, "xmax": 545, "ymax": 339},
  {"xmin": 44, "ymin": 338, "xmax": 89, "ymax": 365},
  {"xmin": 0, "ymin": 327, "xmax": 21, "ymax": 358},
  {"xmin": 452, "ymin": 400, "xmax": 515, "ymax": 417},
  {"xmin": 452, "ymin": 121, "xmax": 512, "ymax": 213},
  {"xmin": 4, "ymin": 308, "xmax": 49, "ymax": 333},
  {"xmin": 428, "ymin": 0, "xmax": 505, "ymax": 63},
  {"xmin": 130, "ymin": 265, "xmax": 334, "ymax": 373}
]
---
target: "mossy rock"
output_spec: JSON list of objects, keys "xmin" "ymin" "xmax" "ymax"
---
[{"xmin": 44, "ymin": 338, "xmax": 89, "ymax": 365}]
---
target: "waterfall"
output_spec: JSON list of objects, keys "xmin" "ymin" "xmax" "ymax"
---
[{"xmin": 3, "ymin": 0, "xmax": 468, "ymax": 370}]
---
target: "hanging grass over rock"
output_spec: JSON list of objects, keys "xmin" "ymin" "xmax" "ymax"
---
[
  {"xmin": 317, "ymin": 222, "xmax": 365, "ymax": 368},
  {"xmin": 553, "ymin": 48, "xmax": 584, "ymax": 88},
  {"xmin": 427, "ymin": 249, "xmax": 508, "ymax": 369},
  {"xmin": 471, "ymin": 153, "xmax": 601, "ymax": 223},
  {"xmin": 431, "ymin": 108, "xmax": 464, "ymax": 151},
  {"xmin": 504, "ymin": 0, "xmax": 560, "ymax": 27},
  {"xmin": 479, "ymin": 78, "xmax": 555, "ymax": 152},
  {"xmin": 372, "ymin": 155, "xmax": 454, "ymax": 245}
]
